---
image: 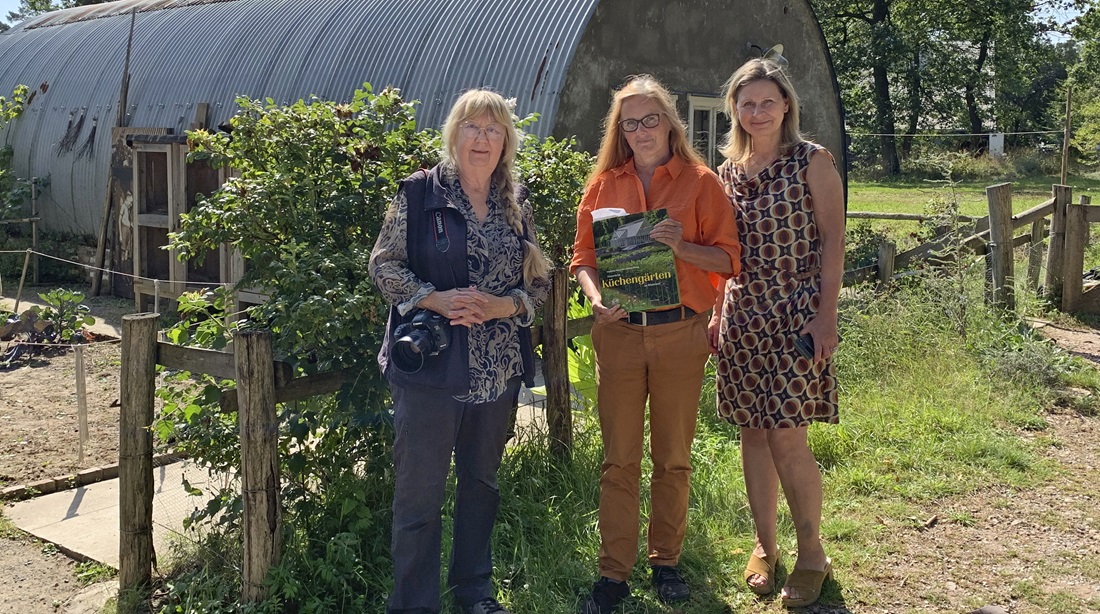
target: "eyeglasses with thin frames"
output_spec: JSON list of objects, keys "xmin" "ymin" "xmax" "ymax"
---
[
  {"xmin": 618, "ymin": 112, "xmax": 662, "ymax": 133},
  {"xmin": 460, "ymin": 122, "xmax": 506, "ymax": 141}
]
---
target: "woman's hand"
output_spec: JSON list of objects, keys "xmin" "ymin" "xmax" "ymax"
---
[
  {"xmin": 592, "ymin": 300, "xmax": 627, "ymax": 324},
  {"xmin": 800, "ymin": 314, "xmax": 839, "ymax": 363},
  {"xmin": 650, "ymin": 218, "xmax": 685, "ymax": 254},
  {"xmin": 707, "ymin": 311, "xmax": 721, "ymax": 354},
  {"xmin": 419, "ymin": 288, "xmax": 487, "ymax": 326},
  {"xmin": 575, "ymin": 266, "xmax": 626, "ymax": 324},
  {"xmin": 421, "ymin": 287, "xmax": 520, "ymax": 327}
]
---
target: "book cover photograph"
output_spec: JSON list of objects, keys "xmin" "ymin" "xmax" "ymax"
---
[{"xmin": 592, "ymin": 208, "xmax": 681, "ymax": 312}]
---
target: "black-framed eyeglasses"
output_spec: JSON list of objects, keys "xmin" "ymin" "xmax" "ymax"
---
[{"xmin": 618, "ymin": 113, "xmax": 662, "ymax": 133}]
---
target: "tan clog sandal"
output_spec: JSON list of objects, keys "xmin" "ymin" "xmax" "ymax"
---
[
  {"xmin": 780, "ymin": 559, "xmax": 832, "ymax": 608},
  {"xmin": 743, "ymin": 551, "xmax": 780, "ymax": 595}
]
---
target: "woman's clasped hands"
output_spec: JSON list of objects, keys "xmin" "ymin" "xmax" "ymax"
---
[{"xmin": 422, "ymin": 286, "xmax": 514, "ymax": 326}]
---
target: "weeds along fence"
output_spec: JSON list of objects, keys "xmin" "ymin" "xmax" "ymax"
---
[
  {"xmin": 843, "ymin": 183, "xmax": 1098, "ymax": 314},
  {"xmin": 109, "ymin": 182, "xmax": 1097, "ymax": 608}
]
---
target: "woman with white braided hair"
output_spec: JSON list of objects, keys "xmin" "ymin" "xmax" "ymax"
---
[{"xmin": 369, "ymin": 88, "xmax": 551, "ymax": 614}]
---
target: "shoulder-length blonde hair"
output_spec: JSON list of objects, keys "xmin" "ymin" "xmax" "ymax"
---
[
  {"xmin": 719, "ymin": 59, "xmax": 803, "ymax": 165},
  {"xmin": 588, "ymin": 74, "xmax": 706, "ymax": 184},
  {"xmin": 439, "ymin": 89, "xmax": 549, "ymax": 285}
]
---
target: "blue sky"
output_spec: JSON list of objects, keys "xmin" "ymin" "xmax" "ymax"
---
[{"xmin": 0, "ymin": 0, "xmax": 22, "ymax": 24}]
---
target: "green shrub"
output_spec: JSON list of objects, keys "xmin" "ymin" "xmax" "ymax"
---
[{"xmin": 845, "ymin": 220, "xmax": 891, "ymax": 269}]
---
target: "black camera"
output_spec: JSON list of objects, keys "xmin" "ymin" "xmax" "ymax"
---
[{"xmin": 391, "ymin": 310, "xmax": 451, "ymax": 373}]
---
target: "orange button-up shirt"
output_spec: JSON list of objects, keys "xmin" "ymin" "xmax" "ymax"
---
[{"xmin": 570, "ymin": 155, "xmax": 741, "ymax": 314}]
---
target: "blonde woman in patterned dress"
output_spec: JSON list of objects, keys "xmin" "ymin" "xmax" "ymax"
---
[{"xmin": 708, "ymin": 59, "xmax": 845, "ymax": 608}]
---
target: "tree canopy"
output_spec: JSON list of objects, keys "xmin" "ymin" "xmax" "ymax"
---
[
  {"xmin": 2, "ymin": 0, "xmax": 108, "ymax": 29},
  {"xmin": 812, "ymin": 0, "xmax": 1092, "ymax": 173}
]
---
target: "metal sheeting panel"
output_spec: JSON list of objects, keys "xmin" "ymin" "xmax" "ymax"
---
[{"xmin": 0, "ymin": 0, "xmax": 599, "ymax": 233}]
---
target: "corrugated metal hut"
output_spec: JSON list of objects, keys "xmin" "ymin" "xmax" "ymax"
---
[{"xmin": 0, "ymin": 0, "xmax": 844, "ymax": 294}]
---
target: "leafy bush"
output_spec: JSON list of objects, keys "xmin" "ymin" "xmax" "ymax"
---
[
  {"xmin": 515, "ymin": 127, "xmax": 593, "ymax": 268},
  {"xmin": 163, "ymin": 86, "xmax": 440, "ymax": 612}
]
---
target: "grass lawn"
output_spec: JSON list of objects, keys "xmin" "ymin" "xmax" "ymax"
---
[{"xmin": 847, "ymin": 173, "xmax": 1100, "ymax": 217}]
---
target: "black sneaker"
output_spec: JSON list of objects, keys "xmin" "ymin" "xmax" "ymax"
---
[
  {"xmin": 651, "ymin": 565, "xmax": 690, "ymax": 603},
  {"xmin": 579, "ymin": 577, "xmax": 630, "ymax": 614},
  {"xmin": 464, "ymin": 597, "xmax": 511, "ymax": 614}
]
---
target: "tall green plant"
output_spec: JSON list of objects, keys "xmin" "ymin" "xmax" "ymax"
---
[
  {"xmin": 1, "ymin": 84, "xmax": 30, "ymax": 219},
  {"xmin": 166, "ymin": 86, "xmax": 439, "ymax": 612}
]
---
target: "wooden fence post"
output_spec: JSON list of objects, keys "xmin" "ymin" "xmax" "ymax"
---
[
  {"xmin": 75, "ymin": 345, "xmax": 89, "ymax": 464},
  {"xmin": 1044, "ymin": 185, "xmax": 1071, "ymax": 306},
  {"xmin": 542, "ymin": 268, "xmax": 573, "ymax": 458},
  {"xmin": 236, "ymin": 329, "xmax": 281, "ymax": 603},
  {"xmin": 986, "ymin": 183, "xmax": 1015, "ymax": 312},
  {"xmin": 119, "ymin": 313, "xmax": 158, "ymax": 610},
  {"xmin": 31, "ymin": 181, "xmax": 39, "ymax": 285},
  {"xmin": 1062, "ymin": 195, "xmax": 1091, "ymax": 313},
  {"xmin": 1027, "ymin": 218, "xmax": 1045, "ymax": 292},
  {"xmin": 876, "ymin": 241, "xmax": 896, "ymax": 286}
]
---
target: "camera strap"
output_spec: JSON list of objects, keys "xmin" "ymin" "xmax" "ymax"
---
[{"xmin": 432, "ymin": 210, "xmax": 450, "ymax": 253}]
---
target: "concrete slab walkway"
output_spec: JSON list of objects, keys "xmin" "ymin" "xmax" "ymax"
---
[
  {"xmin": 8, "ymin": 461, "xmax": 228, "ymax": 568},
  {"xmin": 8, "ymin": 387, "xmax": 548, "ymax": 569}
]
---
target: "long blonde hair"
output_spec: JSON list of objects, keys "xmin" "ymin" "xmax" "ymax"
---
[
  {"xmin": 588, "ymin": 74, "xmax": 706, "ymax": 184},
  {"xmin": 440, "ymin": 89, "xmax": 549, "ymax": 286},
  {"xmin": 719, "ymin": 59, "xmax": 803, "ymax": 165}
]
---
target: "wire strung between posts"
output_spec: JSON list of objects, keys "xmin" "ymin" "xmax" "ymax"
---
[
  {"xmin": 0, "ymin": 338, "xmax": 121, "ymax": 349},
  {"xmin": 0, "ymin": 248, "xmax": 237, "ymax": 287},
  {"xmin": 848, "ymin": 129, "xmax": 1062, "ymax": 137}
]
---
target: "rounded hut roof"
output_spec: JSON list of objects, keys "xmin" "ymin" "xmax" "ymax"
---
[{"xmin": 0, "ymin": 0, "xmax": 843, "ymax": 234}]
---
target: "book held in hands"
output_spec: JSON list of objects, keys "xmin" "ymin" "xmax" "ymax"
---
[{"xmin": 592, "ymin": 208, "xmax": 681, "ymax": 312}]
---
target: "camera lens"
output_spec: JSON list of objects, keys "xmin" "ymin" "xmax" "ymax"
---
[{"xmin": 392, "ymin": 330, "xmax": 430, "ymax": 373}]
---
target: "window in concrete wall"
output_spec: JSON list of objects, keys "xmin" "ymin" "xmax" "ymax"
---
[{"xmin": 688, "ymin": 95, "xmax": 730, "ymax": 170}]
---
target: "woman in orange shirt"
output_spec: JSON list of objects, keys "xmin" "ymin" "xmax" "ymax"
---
[{"xmin": 571, "ymin": 74, "xmax": 741, "ymax": 613}]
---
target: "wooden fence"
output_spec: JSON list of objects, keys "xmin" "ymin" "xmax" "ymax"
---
[
  {"xmin": 117, "ymin": 182, "xmax": 1100, "ymax": 609},
  {"xmin": 842, "ymin": 183, "xmax": 1098, "ymax": 313},
  {"xmin": 119, "ymin": 316, "xmax": 355, "ymax": 608}
]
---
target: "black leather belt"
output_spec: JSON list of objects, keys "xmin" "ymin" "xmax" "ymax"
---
[{"xmin": 627, "ymin": 306, "xmax": 695, "ymax": 326}]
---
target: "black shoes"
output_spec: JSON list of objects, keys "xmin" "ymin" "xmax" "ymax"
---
[
  {"xmin": 651, "ymin": 565, "xmax": 690, "ymax": 603},
  {"xmin": 579, "ymin": 577, "xmax": 630, "ymax": 614},
  {"xmin": 464, "ymin": 597, "xmax": 511, "ymax": 614}
]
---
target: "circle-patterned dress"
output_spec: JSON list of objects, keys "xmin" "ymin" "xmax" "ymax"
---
[{"xmin": 716, "ymin": 140, "xmax": 839, "ymax": 428}]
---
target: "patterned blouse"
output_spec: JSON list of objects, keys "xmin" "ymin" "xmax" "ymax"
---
[{"xmin": 370, "ymin": 163, "xmax": 550, "ymax": 403}]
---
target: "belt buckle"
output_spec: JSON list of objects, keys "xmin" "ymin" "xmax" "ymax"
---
[{"xmin": 639, "ymin": 311, "xmax": 648, "ymax": 326}]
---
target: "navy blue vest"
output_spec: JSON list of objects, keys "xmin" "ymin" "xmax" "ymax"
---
[{"xmin": 378, "ymin": 166, "xmax": 536, "ymax": 395}]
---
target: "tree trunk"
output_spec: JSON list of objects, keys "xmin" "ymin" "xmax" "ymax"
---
[
  {"xmin": 872, "ymin": 0, "xmax": 901, "ymax": 174},
  {"xmin": 902, "ymin": 46, "xmax": 921, "ymax": 159},
  {"xmin": 965, "ymin": 30, "xmax": 991, "ymax": 137}
]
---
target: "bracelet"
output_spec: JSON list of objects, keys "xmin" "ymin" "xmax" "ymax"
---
[{"xmin": 510, "ymin": 294, "xmax": 523, "ymax": 317}]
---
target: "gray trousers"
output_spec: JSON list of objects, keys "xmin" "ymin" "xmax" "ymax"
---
[{"xmin": 386, "ymin": 377, "xmax": 520, "ymax": 613}]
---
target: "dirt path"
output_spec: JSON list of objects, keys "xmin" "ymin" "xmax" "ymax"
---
[
  {"xmin": 1, "ymin": 289, "xmax": 129, "ymax": 613},
  {"xmin": 1, "ymin": 296, "xmax": 1098, "ymax": 612}
]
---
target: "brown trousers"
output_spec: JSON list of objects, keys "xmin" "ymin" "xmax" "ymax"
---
[{"xmin": 590, "ymin": 313, "xmax": 711, "ymax": 581}]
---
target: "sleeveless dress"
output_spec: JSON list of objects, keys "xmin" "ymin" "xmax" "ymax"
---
[{"xmin": 715, "ymin": 141, "xmax": 839, "ymax": 428}]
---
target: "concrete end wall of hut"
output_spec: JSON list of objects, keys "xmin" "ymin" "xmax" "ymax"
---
[{"xmin": 555, "ymin": 0, "xmax": 845, "ymax": 192}]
